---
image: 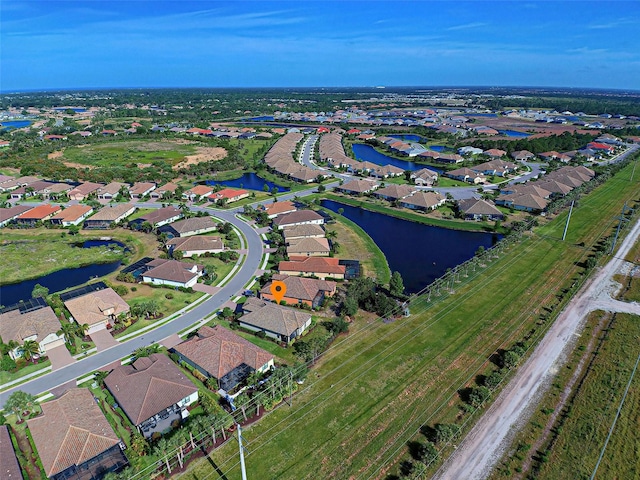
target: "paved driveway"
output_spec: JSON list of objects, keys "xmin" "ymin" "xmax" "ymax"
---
[
  {"xmin": 47, "ymin": 345, "xmax": 76, "ymax": 371},
  {"xmin": 89, "ymin": 328, "xmax": 118, "ymax": 351}
]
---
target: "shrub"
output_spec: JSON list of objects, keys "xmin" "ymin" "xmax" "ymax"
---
[
  {"xmin": 0, "ymin": 355, "xmax": 16, "ymax": 372},
  {"xmin": 165, "ymin": 293, "xmax": 174, "ymax": 299},
  {"xmin": 130, "ymin": 287, "xmax": 137, "ymax": 292}
]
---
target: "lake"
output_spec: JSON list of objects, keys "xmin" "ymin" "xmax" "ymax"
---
[
  {"xmin": 54, "ymin": 107, "xmax": 87, "ymax": 113},
  {"xmin": 498, "ymin": 130, "xmax": 531, "ymax": 138},
  {"xmin": 0, "ymin": 261, "xmax": 122, "ymax": 306},
  {"xmin": 206, "ymin": 172, "xmax": 290, "ymax": 192},
  {"xmin": 321, "ymin": 199, "xmax": 501, "ymax": 293},
  {"xmin": 0, "ymin": 120, "xmax": 32, "ymax": 131},
  {"xmin": 352, "ymin": 144, "xmax": 443, "ymax": 173}
]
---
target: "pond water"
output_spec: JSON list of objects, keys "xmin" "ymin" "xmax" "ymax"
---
[
  {"xmin": 0, "ymin": 240, "xmax": 127, "ymax": 305},
  {"xmin": 206, "ymin": 172, "xmax": 290, "ymax": 192},
  {"xmin": 54, "ymin": 107, "xmax": 87, "ymax": 113},
  {"xmin": 321, "ymin": 199, "xmax": 501, "ymax": 293},
  {"xmin": 498, "ymin": 130, "xmax": 531, "ymax": 138},
  {"xmin": 0, "ymin": 120, "xmax": 32, "ymax": 131},
  {"xmin": 389, "ymin": 134, "xmax": 425, "ymax": 143},
  {"xmin": 0, "ymin": 261, "xmax": 122, "ymax": 306},
  {"xmin": 352, "ymin": 144, "xmax": 443, "ymax": 173}
]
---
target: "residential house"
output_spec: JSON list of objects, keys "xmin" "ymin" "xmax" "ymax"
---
[
  {"xmin": 28, "ymin": 388, "xmax": 128, "ymax": 480},
  {"xmin": 282, "ymin": 223, "xmax": 326, "ymax": 242},
  {"xmin": 290, "ymin": 167, "xmax": 322, "ymax": 183},
  {"xmin": 9, "ymin": 180, "xmax": 59, "ymax": 200},
  {"xmin": 260, "ymin": 275, "xmax": 337, "ymax": 308},
  {"xmin": 262, "ymin": 201, "xmax": 297, "ymax": 218},
  {"xmin": 68, "ymin": 181, "xmax": 103, "ymax": 201},
  {"xmin": 484, "ymin": 148, "xmax": 507, "ymax": 158},
  {"xmin": 399, "ymin": 191, "xmax": 446, "ymax": 211},
  {"xmin": 172, "ymin": 325, "xmax": 274, "ymax": 392},
  {"xmin": 372, "ymin": 164, "xmax": 405, "ymax": 178},
  {"xmin": 458, "ymin": 146, "xmax": 484, "ymax": 156},
  {"xmin": 183, "ymin": 185, "xmax": 214, "ymax": 202},
  {"xmin": 84, "ymin": 204, "xmax": 136, "ymax": 229},
  {"xmin": 96, "ymin": 182, "xmax": 126, "ymax": 200},
  {"xmin": 334, "ymin": 179, "xmax": 379, "ymax": 195},
  {"xmin": 151, "ymin": 182, "xmax": 179, "ymax": 199},
  {"xmin": 15, "ymin": 204, "xmax": 62, "ymax": 226},
  {"xmin": 411, "ymin": 168, "xmax": 439, "ymax": 186},
  {"xmin": 49, "ymin": 205, "xmax": 93, "ymax": 227},
  {"xmin": 535, "ymin": 179, "xmax": 573, "ymax": 196},
  {"xmin": 496, "ymin": 193, "xmax": 549, "ymax": 212},
  {"xmin": 0, "ymin": 205, "xmax": 34, "ymax": 227},
  {"xmin": 159, "ymin": 216, "xmax": 217, "ymax": 238},
  {"xmin": 278, "ymin": 256, "xmax": 346, "ymax": 280},
  {"xmin": 587, "ymin": 142, "xmax": 615, "ymax": 153},
  {"xmin": 64, "ymin": 288, "xmax": 130, "ymax": 334},
  {"xmin": 239, "ymin": 298, "xmax": 312, "ymax": 344},
  {"xmin": 0, "ymin": 176, "xmax": 40, "ymax": 192},
  {"xmin": 104, "ymin": 354, "xmax": 198, "ymax": 438},
  {"xmin": 142, "ymin": 259, "xmax": 204, "ymax": 288},
  {"xmin": 167, "ymin": 235, "xmax": 224, "ymax": 257},
  {"xmin": 208, "ymin": 188, "xmax": 250, "ymax": 204},
  {"xmin": 373, "ymin": 184, "xmax": 416, "ymax": 201},
  {"xmin": 0, "ymin": 306, "xmax": 64, "ymax": 360},
  {"xmin": 0, "ymin": 425, "xmax": 23, "ymax": 480},
  {"xmin": 511, "ymin": 150, "xmax": 535, "ymax": 161},
  {"xmin": 457, "ymin": 198, "xmax": 504, "ymax": 221},
  {"xmin": 272, "ymin": 210, "xmax": 324, "ymax": 229},
  {"xmin": 128, "ymin": 182, "xmax": 156, "ymax": 198},
  {"xmin": 129, "ymin": 206, "xmax": 182, "ymax": 229},
  {"xmin": 446, "ymin": 168, "xmax": 486, "ymax": 184},
  {"xmin": 286, "ymin": 237, "xmax": 331, "ymax": 257}
]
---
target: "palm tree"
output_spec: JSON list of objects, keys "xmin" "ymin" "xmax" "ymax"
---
[
  {"xmin": 234, "ymin": 393, "xmax": 250, "ymax": 422},
  {"xmin": 21, "ymin": 340, "xmax": 40, "ymax": 363},
  {"xmin": 325, "ymin": 230, "xmax": 338, "ymax": 240},
  {"xmin": 74, "ymin": 322, "xmax": 89, "ymax": 340},
  {"xmin": 93, "ymin": 370, "xmax": 109, "ymax": 388},
  {"xmin": 57, "ymin": 322, "xmax": 77, "ymax": 345}
]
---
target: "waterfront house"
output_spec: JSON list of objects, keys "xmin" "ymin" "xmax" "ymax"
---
[
  {"xmin": 0, "ymin": 205, "xmax": 34, "ymax": 227},
  {"xmin": 50, "ymin": 205, "xmax": 93, "ymax": 227},
  {"xmin": 411, "ymin": 168, "xmax": 439, "ymax": 186},
  {"xmin": 84, "ymin": 204, "xmax": 137, "ymax": 229},
  {"xmin": 278, "ymin": 256, "xmax": 346, "ymax": 280},
  {"xmin": 373, "ymin": 184, "xmax": 416, "ymax": 201},
  {"xmin": 63, "ymin": 287, "xmax": 130, "ymax": 334},
  {"xmin": 457, "ymin": 198, "xmax": 504, "ymax": 221},
  {"xmin": 208, "ymin": 188, "xmax": 250, "ymax": 204},
  {"xmin": 15, "ymin": 204, "xmax": 62, "ymax": 226},
  {"xmin": 286, "ymin": 237, "xmax": 331, "ymax": 257},
  {"xmin": 399, "ymin": 191, "xmax": 446, "ymax": 211}
]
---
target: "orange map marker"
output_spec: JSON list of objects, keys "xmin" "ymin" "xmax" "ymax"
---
[{"xmin": 270, "ymin": 280, "xmax": 287, "ymax": 303}]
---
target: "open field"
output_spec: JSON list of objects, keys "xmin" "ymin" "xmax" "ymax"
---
[
  {"xmin": 180, "ymin": 161, "xmax": 640, "ymax": 480},
  {"xmin": 59, "ymin": 139, "xmax": 211, "ymax": 168}
]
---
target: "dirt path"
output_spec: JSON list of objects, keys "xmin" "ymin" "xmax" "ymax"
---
[
  {"xmin": 173, "ymin": 146, "xmax": 227, "ymax": 170},
  {"xmin": 434, "ymin": 216, "xmax": 640, "ymax": 480}
]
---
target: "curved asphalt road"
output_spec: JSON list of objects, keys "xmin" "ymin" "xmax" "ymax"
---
[{"xmin": 0, "ymin": 206, "xmax": 265, "ymax": 407}]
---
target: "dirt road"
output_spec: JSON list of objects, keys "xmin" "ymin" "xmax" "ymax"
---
[{"xmin": 434, "ymin": 216, "xmax": 640, "ymax": 480}]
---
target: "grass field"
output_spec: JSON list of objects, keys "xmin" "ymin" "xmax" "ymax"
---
[
  {"xmin": 61, "ymin": 139, "xmax": 199, "ymax": 168},
  {"xmin": 180, "ymin": 160, "xmax": 640, "ymax": 480}
]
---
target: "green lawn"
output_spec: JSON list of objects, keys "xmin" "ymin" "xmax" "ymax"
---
[
  {"xmin": 0, "ymin": 229, "xmax": 129, "ymax": 285},
  {"xmin": 181, "ymin": 160, "xmax": 640, "ymax": 480}
]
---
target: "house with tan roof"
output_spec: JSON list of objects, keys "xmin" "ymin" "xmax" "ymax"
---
[
  {"xmin": 457, "ymin": 198, "xmax": 504, "ymax": 221},
  {"xmin": 129, "ymin": 182, "xmax": 156, "ymax": 198},
  {"xmin": 0, "ymin": 306, "xmax": 64, "ymax": 360},
  {"xmin": 104, "ymin": 354, "xmax": 198, "ymax": 437},
  {"xmin": 167, "ymin": 235, "xmax": 224, "ymax": 257},
  {"xmin": 286, "ymin": 237, "xmax": 331, "ymax": 257},
  {"xmin": 282, "ymin": 223, "xmax": 326, "ymax": 241},
  {"xmin": 68, "ymin": 181, "xmax": 103, "ymax": 201},
  {"xmin": 151, "ymin": 182, "xmax": 179, "ymax": 199},
  {"xmin": 496, "ymin": 193, "xmax": 549, "ymax": 213},
  {"xmin": 183, "ymin": 185, "xmax": 214, "ymax": 201},
  {"xmin": 142, "ymin": 259, "xmax": 204, "ymax": 288},
  {"xmin": 159, "ymin": 215, "xmax": 217, "ymax": 238},
  {"xmin": 239, "ymin": 298, "xmax": 313, "ymax": 344},
  {"xmin": 28, "ymin": 388, "xmax": 128, "ymax": 480},
  {"xmin": 261, "ymin": 275, "xmax": 336, "ymax": 308},
  {"xmin": 84, "ymin": 204, "xmax": 136, "ymax": 229},
  {"xmin": 278, "ymin": 256, "xmax": 346, "ymax": 280},
  {"xmin": 399, "ymin": 191, "xmax": 446, "ymax": 211},
  {"xmin": 208, "ymin": 188, "xmax": 250, "ymax": 204},
  {"xmin": 0, "ymin": 176, "xmax": 40, "ymax": 192},
  {"xmin": 50, "ymin": 205, "xmax": 93, "ymax": 227},
  {"xmin": 272, "ymin": 209, "xmax": 324, "ymax": 229},
  {"xmin": 262, "ymin": 200, "xmax": 297, "ymax": 218},
  {"xmin": 484, "ymin": 148, "xmax": 507, "ymax": 158},
  {"xmin": 63, "ymin": 288, "xmax": 129, "ymax": 334},
  {"xmin": 129, "ymin": 206, "xmax": 182, "ymax": 229},
  {"xmin": 411, "ymin": 168, "xmax": 439, "ymax": 186},
  {"xmin": 511, "ymin": 150, "xmax": 535, "ymax": 161},
  {"xmin": 96, "ymin": 182, "xmax": 126, "ymax": 200},
  {"xmin": 446, "ymin": 168, "xmax": 486, "ymax": 184},
  {"xmin": 172, "ymin": 325, "xmax": 274, "ymax": 392},
  {"xmin": 335, "ymin": 179, "xmax": 379, "ymax": 195},
  {"xmin": 373, "ymin": 184, "xmax": 416, "ymax": 201},
  {"xmin": 15, "ymin": 204, "xmax": 62, "ymax": 225}
]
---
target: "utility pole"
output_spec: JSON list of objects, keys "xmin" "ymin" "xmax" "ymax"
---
[
  {"xmin": 610, "ymin": 203, "xmax": 633, "ymax": 254},
  {"xmin": 237, "ymin": 424, "xmax": 248, "ymax": 480},
  {"xmin": 562, "ymin": 200, "xmax": 575, "ymax": 241}
]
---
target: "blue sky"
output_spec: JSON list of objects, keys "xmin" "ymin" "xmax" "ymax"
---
[{"xmin": 2, "ymin": 1, "xmax": 639, "ymax": 91}]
